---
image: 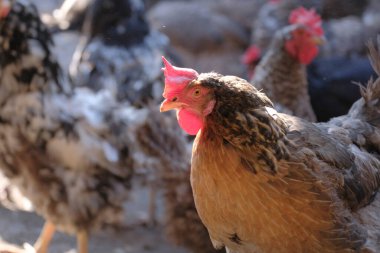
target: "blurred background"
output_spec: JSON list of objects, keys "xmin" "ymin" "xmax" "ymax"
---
[{"xmin": 0, "ymin": 0, "xmax": 379, "ymax": 252}]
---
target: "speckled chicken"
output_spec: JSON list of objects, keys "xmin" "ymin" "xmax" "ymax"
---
[
  {"xmin": 68, "ymin": 0, "xmax": 168, "ymax": 104},
  {"xmin": 159, "ymin": 38, "xmax": 380, "ymax": 252},
  {"xmin": 45, "ymin": 2, "xmax": 208, "ymax": 243},
  {"xmin": 0, "ymin": 1, "xmax": 154, "ymax": 252},
  {"xmin": 250, "ymin": 7, "xmax": 324, "ymax": 122}
]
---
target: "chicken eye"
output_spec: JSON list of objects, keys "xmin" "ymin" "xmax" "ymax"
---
[
  {"xmin": 171, "ymin": 97, "xmax": 178, "ymax": 102},
  {"xmin": 193, "ymin": 89, "xmax": 201, "ymax": 97}
]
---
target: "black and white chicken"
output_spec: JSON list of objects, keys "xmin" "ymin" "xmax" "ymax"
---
[{"xmin": 0, "ymin": 1, "xmax": 157, "ymax": 252}]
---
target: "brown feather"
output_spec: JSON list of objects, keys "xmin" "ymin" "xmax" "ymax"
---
[{"xmin": 190, "ymin": 51, "xmax": 380, "ymax": 252}]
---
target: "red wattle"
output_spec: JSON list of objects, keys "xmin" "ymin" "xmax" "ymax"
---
[
  {"xmin": 285, "ymin": 39, "xmax": 318, "ymax": 65},
  {"xmin": 177, "ymin": 109, "xmax": 203, "ymax": 135}
]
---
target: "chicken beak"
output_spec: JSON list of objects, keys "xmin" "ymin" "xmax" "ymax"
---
[
  {"xmin": 160, "ymin": 99, "xmax": 186, "ymax": 112},
  {"xmin": 312, "ymin": 35, "xmax": 326, "ymax": 45}
]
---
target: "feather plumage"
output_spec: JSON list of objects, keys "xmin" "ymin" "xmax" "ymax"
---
[
  {"xmin": 160, "ymin": 41, "xmax": 380, "ymax": 253},
  {"xmin": 0, "ymin": 0, "xmax": 149, "ymax": 241}
]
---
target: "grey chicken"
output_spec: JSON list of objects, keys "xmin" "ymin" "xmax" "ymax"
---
[
  {"xmin": 0, "ymin": 1, "xmax": 153, "ymax": 252},
  {"xmin": 251, "ymin": 7, "xmax": 324, "ymax": 121}
]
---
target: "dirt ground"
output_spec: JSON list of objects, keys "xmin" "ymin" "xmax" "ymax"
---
[
  {"xmin": 0, "ymin": 202, "xmax": 187, "ymax": 253},
  {"xmin": 0, "ymin": 1, "xmax": 191, "ymax": 252},
  {"xmin": 0, "ymin": 179, "xmax": 189, "ymax": 253}
]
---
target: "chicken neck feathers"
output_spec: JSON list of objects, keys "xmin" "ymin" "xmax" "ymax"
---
[{"xmin": 251, "ymin": 25, "xmax": 316, "ymax": 122}]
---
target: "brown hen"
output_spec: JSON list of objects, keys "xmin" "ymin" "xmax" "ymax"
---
[{"xmin": 159, "ymin": 39, "xmax": 380, "ymax": 252}]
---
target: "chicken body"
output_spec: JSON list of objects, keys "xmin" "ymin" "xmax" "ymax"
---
[
  {"xmin": 160, "ymin": 46, "xmax": 380, "ymax": 252},
  {"xmin": 0, "ymin": 0, "xmax": 150, "ymax": 248},
  {"xmin": 251, "ymin": 24, "xmax": 317, "ymax": 121}
]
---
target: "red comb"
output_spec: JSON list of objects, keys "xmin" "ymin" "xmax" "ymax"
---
[
  {"xmin": 0, "ymin": 6, "xmax": 10, "ymax": 18},
  {"xmin": 161, "ymin": 57, "xmax": 198, "ymax": 98},
  {"xmin": 289, "ymin": 7, "xmax": 323, "ymax": 36},
  {"xmin": 242, "ymin": 45, "xmax": 261, "ymax": 65}
]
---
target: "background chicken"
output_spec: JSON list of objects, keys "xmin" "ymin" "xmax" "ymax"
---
[
  {"xmin": 250, "ymin": 7, "xmax": 324, "ymax": 121},
  {"xmin": 252, "ymin": 0, "xmax": 380, "ymax": 57},
  {"xmin": 43, "ymin": 0, "xmax": 175, "ymax": 227},
  {"xmin": 159, "ymin": 38, "xmax": 380, "ymax": 252},
  {"xmin": 245, "ymin": 0, "xmax": 380, "ymax": 122},
  {"xmin": 0, "ymin": 1, "xmax": 167, "ymax": 252}
]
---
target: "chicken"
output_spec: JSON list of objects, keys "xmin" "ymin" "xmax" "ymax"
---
[
  {"xmin": 247, "ymin": 2, "xmax": 380, "ymax": 122},
  {"xmin": 66, "ymin": 0, "xmax": 175, "ymax": 226},
  {"xmin": 250, "ymin": 7, "xmax": 324, "ymax": 122},
  {"xmin": 0, "ymin": 1, "xmax": 155, "ymax": 252},
  {"xmin": 159, "ymin": 38, "xmax": 380, "ymax": 252},
  {"xmin": 69, "ymin": 0, "xmax": 168, "ymax": 104}
]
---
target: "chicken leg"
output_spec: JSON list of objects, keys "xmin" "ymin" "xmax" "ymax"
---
[
  {"xmin": 77, "ymin": 230, "xmax": 88, "ymax": 253},
  {"xmin": 33, "ymin": 221, "xmax": 56, "ymax": 253}
]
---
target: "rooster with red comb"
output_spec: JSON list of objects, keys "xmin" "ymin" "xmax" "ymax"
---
[
  {"xmin": 249, "ymin": 7, "xmax": 325, "ymax": 122},
  {"xmin": 160, "ymin": 35, "xmax": 380, "ymax": 252}
]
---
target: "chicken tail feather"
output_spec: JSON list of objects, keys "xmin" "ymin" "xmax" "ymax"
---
[{"xmin": 348, "ymin": 37, "xmax": 380, "ymax": 128}]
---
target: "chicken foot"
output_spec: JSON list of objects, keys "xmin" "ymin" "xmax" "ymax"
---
[{"xmin": 33, "ymin": 221, "xmax": 55, "ymax": 253}]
